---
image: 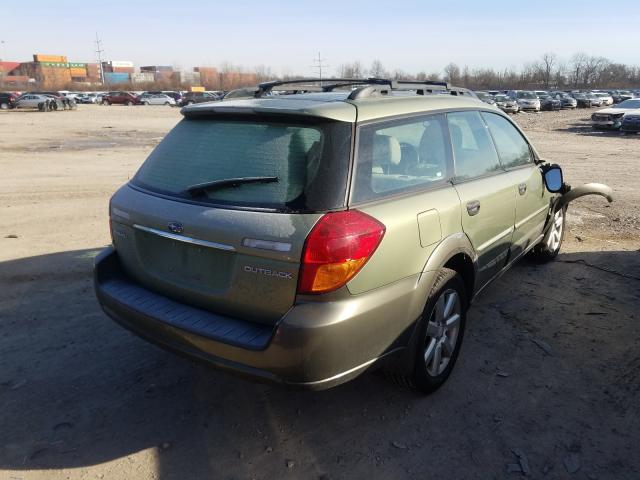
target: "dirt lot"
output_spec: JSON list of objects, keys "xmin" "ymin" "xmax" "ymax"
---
[{"xmin": 1, "ymin": 105, "xmax": 639, "ymax": 480}]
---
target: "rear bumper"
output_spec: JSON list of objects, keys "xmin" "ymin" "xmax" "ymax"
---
[{"xmin": 94, "ymin": 247, "xmax": 424, "ymax": 389}]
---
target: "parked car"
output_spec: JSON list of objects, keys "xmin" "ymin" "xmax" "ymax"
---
[
  {"xmin": 493, "ymin": 94, "xmax": 518, "ymax": 114},
  {"xmin": 102, "ymin": 91, "xmax": 142, "ymax": 106},
  {"xmin": 507, "ymin": 90, "xmax": 541, "ymax": 111},
  {"xmin": 549, "ymin": 92, "xmax": 577, "ymax": 109},
  {"xmin": 620, "ymin": 112, "xmax": 640, "ymax": 134},
  {"xmin": 94, "ymin": 78, "xmax": 612, "ymax": 393},
  {"xmin": 13, "ymin": 93, "xmax": 52, "ymax": 109},
  {"xmin": 591, "ymin": 99, "xmax": 640, "ymax": 130},
  {"xmin": 475, "ymin": 91, "xmax": 496, "ymax": 105},
  {"xmin": 144, "ymin": 90, "xmax": 182, "ymax": 104},
  {"xmin": 0, "ymin": 92, "xmax": 18, "ymax": 109},
  {"xmin": 536, "ymin": 92, "xmax": 562, "ymax": 111},
  {"xmin": 139, "ymin": 93, "xmax": 176, "ymax": 106},
  {"xmin": 572, "ymin": 93, "xmax": 597, "ymax": 108},
  {"xmin": 611, "ymin": 90, "xmax": 635, "ymax": 104},
  {"xmin": 179, "ymin": 91, "xmax": 222, "ymax": 107},
  {"xmin": 592, "ymin": 92, "xmax": 614, "ymax": 106}
]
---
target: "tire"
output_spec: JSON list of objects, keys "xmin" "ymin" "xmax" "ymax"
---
[
  {"xmin": 126, "ymin": 101, "xmax": 133, "ymax": 106},
  {"xmin": 530, "ymin": 207, "xmax": 566, "ymax": 262},
  {"xmin": 164, "ymin": 101, "xmax": 170, "ymax": 106},
  {"xmin": 102, "ymin": 100, "xmax": 110, "ymax": 106},
  {"xmin": 143, "ymin": 101, "xmax": 149, "ymax": 105},
  {"xmin": 0, "ymin": 102, "xmax": 8, "ymax": 110},
  {"xmin": 400, "ymin": 268, "xmax": 467, "ymax": 394}
]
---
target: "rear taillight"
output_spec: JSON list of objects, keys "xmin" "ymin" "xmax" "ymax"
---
[{"xmin": 298, "ymin": 210, "xmax": 385, "ymax": 295}]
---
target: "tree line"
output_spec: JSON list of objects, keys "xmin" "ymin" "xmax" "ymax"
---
[{"xmin": 335, "ymin": 53, "xmax": 640, "ymax": 90}]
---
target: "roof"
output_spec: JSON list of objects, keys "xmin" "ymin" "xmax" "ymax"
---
[{"xmin": 182, "ymin": 91, "xmax": 490, "ymax": 123}]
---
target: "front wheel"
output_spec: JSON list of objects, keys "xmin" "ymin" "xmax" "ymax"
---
[
  {"xmin": 102, "ymin": 100, "xmax": 110, "ymax": 106},
  {"xmin": 126, "ymin": 101, "xmax": 133, "ymax": 106},
  {"xmin": 411, "ymin": 268, "xmax": 467, "ymax": 393},
  {"xmin": 143, "ymin": 101, "xmax": 149, "ymax": 105},
  {"xmin": 0, "ymin": 102, "xmax": 8, "ymax": 110},
  {"xmin": 531, "ymin": 207, "xmax": 566, "ymax": 262},
  {"xmin": 164, "ymin": 101, "xmax": 170, "ymax": 106}
]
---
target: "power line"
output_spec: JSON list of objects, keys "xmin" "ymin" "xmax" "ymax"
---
[{"xmin": 310, "ymin": 52, "xmax": 329, "ymax": 83}]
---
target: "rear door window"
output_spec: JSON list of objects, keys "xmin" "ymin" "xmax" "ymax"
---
[
  {"xmin": 352, "ymin": 114, "xmax": 451, "ymax": 203},
  {"xmin": 447, "ymin": 111, "xmax": 502, "ymax": 181},
  {"xmin": 132, "ymin": 116, "xmax": 352, "ymax": 212},
  {"xmin": 481, "ymin": 112, "xmax": 533, "ymax": 168}
]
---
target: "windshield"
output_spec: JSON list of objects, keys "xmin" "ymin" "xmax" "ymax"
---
[
  {"xmin": 476, "ymin": 92, "xmax": 489, "ymax": 99},
  {"xmin": 516, "ymin": 91, "xmax": 537, "ymax": 99},
  {"xmin": 132, "ymin": 116, "xmax": 352, "ymax": 212},
  {"xmin": 614, "ymin": 99, "xmax": 640, "ymax": 109},
  {"xmin": 494, "ymin": 95, "xmax": 510, "ymax": 102}
]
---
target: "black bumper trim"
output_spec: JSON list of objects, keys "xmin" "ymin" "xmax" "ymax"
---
[{"xmin": 94, "ymin": 247, "xmax": 273, "ymax": 351}]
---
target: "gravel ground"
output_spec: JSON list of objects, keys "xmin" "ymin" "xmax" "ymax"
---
[{"xmin": 1, "ymin": 105, "xmax": 639, "ymax": 480}]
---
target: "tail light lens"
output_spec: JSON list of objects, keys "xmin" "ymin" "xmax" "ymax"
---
[{"xmin": 298, "ymin": 210, "xmax": 385, "ymax": 295}]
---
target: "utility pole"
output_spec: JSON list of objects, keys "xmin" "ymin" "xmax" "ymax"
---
[
  {"xmin": 310, "ymin": 52, "xmax": 329, "ymax": 84},
  {"xmin": 95, "ymin": 33, "xmax": 105, "ymax": 86}
]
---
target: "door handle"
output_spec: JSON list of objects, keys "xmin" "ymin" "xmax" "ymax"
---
[
  {"xmin": 518, "ymin": 183, "xmax": 527, "ymax": 195},
  {"xmin": 466, "ymin": 200, "xmax": 481, "ymax": 216}
]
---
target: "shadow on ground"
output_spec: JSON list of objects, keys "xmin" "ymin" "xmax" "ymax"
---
[{"xmin": 1, "ymin": 247, "xmax": 639, "ymax": 479}]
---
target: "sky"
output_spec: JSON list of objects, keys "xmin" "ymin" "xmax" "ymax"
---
[{"xmin": 2, "ymin": 0, "xmax": 639, "ymax": 76}]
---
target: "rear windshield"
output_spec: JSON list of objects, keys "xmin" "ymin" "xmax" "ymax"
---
[{"xmin": 132, "ymin": 116, "xmax": 352, "ymax": 212}]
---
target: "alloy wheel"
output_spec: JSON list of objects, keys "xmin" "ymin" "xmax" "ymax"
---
[{"xmin": 423, "ymin": 288, "xmax": 462, "ymax": 376}]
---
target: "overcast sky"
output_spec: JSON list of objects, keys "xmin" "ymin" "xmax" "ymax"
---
[{"xmin": 3, "ymin": 0, "xmax": 639, "ymax": 75}]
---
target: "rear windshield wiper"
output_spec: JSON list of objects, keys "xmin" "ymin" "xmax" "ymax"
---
[{"xmin": 185, "ymin": 176, "xmax": 279, "ymax": 196}]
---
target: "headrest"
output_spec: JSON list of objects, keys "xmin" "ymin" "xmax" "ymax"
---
[{"xmin": 372, "ymin": 134, "xmax": 401, "ymax": 166}]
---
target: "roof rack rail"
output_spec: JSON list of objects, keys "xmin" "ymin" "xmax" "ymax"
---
[{"xmin": 222, "ymin": 78, "xmax": 478, "ymax": 101}]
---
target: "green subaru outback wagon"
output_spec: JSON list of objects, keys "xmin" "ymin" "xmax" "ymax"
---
[{"xmin": 95, "ymin": 79, "xmax": 612, "ymax": 393}]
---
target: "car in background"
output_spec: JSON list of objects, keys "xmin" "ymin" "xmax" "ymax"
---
[
  {"xmin": 507, "ymin": 90, "xmax": 540, "ymax": 111},
  {"xmin": 611, "ymin": 91, "xmax": 635, "ymax": 104},
  {"xmin": 139, "ymin": 93, "xmax": 176, "ymax": 106},
  {"xmin": 572, "ymin": 93, "xmax": 597, "ymax": 108},
  {"xmin": 144, "ymin": 90, "xmax": 182, "ymax": 104},
  {"xmin": 549, "ymin": 92, "xmax": 577, "ymax": 109},
  {"xmin": 592, "ymin": 92, "xmax": 614, "ymax": 106},
  {"xmin": 536, "ymin": 92, "xmax": 562, "ymax": 111},
  {"xmin": 587, "ymin": 94, "xmax": 604, "ymax": 107},
  {"xmin": 178, "ymin": 91, "xmax": 222, "ymax": 107},
  {"xmin": 621, "ymin": 112, "xmax": 640, "ymax": 134},
  {"xmin": 591, "ymin": 98, "xmax": 640, "ymax": 130},
  {"xmin": 102, "ymin": 91, "xmax": 142, "ymax": 106},
  {"xmin": 13, "ymin": 93, "xmax": 54, "ymax": 109},
  {"xmin": 492, "ymin": 94, "xmax": 518, "ymax": 114},
  {"xmin": 0, "ymin": 92, "xmax": 18, "ymax": 109},
  {"xmin": 475, "ymin": 91, "xmax": 496, "ymax": 105}
]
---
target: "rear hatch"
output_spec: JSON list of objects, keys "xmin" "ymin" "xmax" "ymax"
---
[{"xmin": 110, "ymin": 111, "xmax": 353, "ymax": 325}]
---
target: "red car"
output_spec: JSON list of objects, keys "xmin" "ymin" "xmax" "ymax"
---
[
  {"xmin": 101, "ymin": 91, "xmax": 142, "ymax": 106},
  {"xmin": 0, "ymin": 92, "xmax": 18, "ymax": 109}
]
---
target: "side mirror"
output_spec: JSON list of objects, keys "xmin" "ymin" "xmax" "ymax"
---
[{"xmin": 541, "ymin": 164, "xmax": 563, "ymax": 193}]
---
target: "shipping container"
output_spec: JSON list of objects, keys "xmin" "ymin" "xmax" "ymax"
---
[
  {"xmin": 111, "ymin": 66, "xmax": 135, "ymax": 74},
  {"xmin": 104, "ymin": 72, "xmax": 130, "ymax": 84},
  {"xmin": 140, "ymin": 65, "xmax": 173, "ymax": 72},
  {"xmin": 33, "ymin": 54, "xmax": 67, "ymax": 63},
  {"xmin": 68, "ymin": 62, "xmax": 87, "ymax": 68},
  {"xmin": 131, "ymin": 72, "xmax": 155, "ymax": 83},
  {"xmin": 69, "ymin": 67, "xmax": 87, "ymax": 76},
  {"xmin": 40, "ymin": 62, "xmax": 70, "ymax": 68},
  {"xmin": 109, "ymin": 60, "xmax": 134, "ymax": 68}
]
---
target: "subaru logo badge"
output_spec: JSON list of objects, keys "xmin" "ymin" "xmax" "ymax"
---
[{"xmin": 167, "ymin": 222, "xmax": 184, "ymax": 234}]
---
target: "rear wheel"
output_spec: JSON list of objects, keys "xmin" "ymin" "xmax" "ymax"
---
[
  {"xmin": 102, "ymin": 100, "xmax": 110, "ymax": 106},
  {"xmin": 531, "ymin": 207, "xmax": 565, "ymax": 262},
  {"xmin": 143, "ymin": 101, "xmax": 149, "ymax": 105},
  {"xmin": 409, "ymin": 268, "xmax": 467, "ymax": 393},
  {"xmin": 164, "ymin": 101, "xmax": 170, "ymax": 106},
  {"xmin": 126, "ymin": 101, "xmax": 133, "ymax": 106}
]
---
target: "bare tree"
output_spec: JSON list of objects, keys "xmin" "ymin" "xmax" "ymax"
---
[
  {"xmin": 369, "ymin": 59, "xmax": 386, "ymax": 78},
  {"xmin": 443, "ymin": 63, "xmax": 461, "ymax": 84}
]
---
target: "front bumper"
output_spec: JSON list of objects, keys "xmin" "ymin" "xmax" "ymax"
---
[
  {"xmin": 94, "ymin": 247, "xmax": 424, "ymax": 389},
  {"xmin": 591, "ymin": 119, "xmax": 622, "ymax": 130}
]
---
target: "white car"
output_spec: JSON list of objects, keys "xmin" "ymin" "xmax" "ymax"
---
[
  {"xmin": 14, "ymin": 94, "xmax": 52, "ymax": 108},
  {"xmin": 591, "ymin": 99, "xmax": 640, "ymax": 130},
  {"xmin": 139, "ymin": 93, "xmax": 176, "ymax": 106},
  {"xmin": 593, "ymin": 92, "xmax": 614, "ymax": 106}
]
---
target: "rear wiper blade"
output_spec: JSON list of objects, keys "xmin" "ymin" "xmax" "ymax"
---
[{"xmin": 185, "ymin": 176, "xmax": 278, "ymax": 196}]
